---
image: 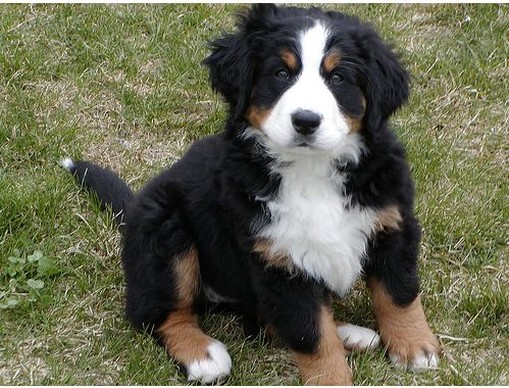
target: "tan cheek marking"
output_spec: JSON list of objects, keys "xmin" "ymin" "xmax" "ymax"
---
[
  {"xmin": 253, "ymin": 238, "xmax": 296, "ymax": 273},
  {"xmin": 174, "ymin": 246, "xmax": 201, "ymax": 307},
  {"xmin": 346, "ymin": 96, "xmax": 366, "ymax": 133},
  {"xmin": 367, "ymin": 278, "xmax": 441, "ymax": 365},
  {"xmin": 323, "ymin": 50, "xmax": 342, "ymax": 73},
  {"xmin": 293, "ymin": 306, "xmax": 353, "ymax": 385},
  {"xmin": 158, "ymin": 308, "xmax": 212, "ymax": 365},
  {"xmin": 375, "ymin": 205, "xmax": 403, "ymax": 233},
  {"xmin": 346, "ymin": 116, "xmax": 363, "ymax": 133},
  {"xmin": 281, "ymin": 49, "xmax": 298, "ymax": 71},
  {"xmin": 246, "ymin": 106, "xmax": 271, "ymax": 129}
]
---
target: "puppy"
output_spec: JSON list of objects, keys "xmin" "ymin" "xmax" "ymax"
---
[{"xmin": 64, "ymin": 4, "xmax": 441, "ymax": 385}]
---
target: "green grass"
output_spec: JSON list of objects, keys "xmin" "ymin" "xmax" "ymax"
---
[{"xmin": 1, "ymin": 3, "xmax": 507, "ymax": 385}]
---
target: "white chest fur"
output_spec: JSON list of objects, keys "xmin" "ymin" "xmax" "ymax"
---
[{"xmin": 258, "ymin": 157, "xmax": 377, "ymax": 295}]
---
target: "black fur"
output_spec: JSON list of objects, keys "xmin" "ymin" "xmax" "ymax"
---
[
  {"xmin": 65, "ymin": 160, "xmax": 133, "ymax": 219},
  {"xmin": 65, "ymin": 3, "xmax": 423, "ymax": 381}
]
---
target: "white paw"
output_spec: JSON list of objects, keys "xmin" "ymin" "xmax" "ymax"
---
[
  {"xmin": 187, "ymin": 341, "xmax": 232, "ymax": 384},
  {"xmin": 337, "ymin": 323, "xmax": 380, "ymax": 351},
  {"xmin": 390, "ymin": 351, "xmax": 439, "ymax": 370}
]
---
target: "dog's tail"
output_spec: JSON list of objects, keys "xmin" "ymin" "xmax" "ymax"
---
[{"xmin": 61, "ymin": 158, "xmax": 134, "ymax": 224}]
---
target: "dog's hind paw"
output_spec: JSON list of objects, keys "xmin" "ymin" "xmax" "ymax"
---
[
  {"xmin": 337, "ymin": 323, "xmax": 380, "ymax": 352},
  {"xmin": 186, "ymin": 341, "xmax": 232, "ymax": 384}
]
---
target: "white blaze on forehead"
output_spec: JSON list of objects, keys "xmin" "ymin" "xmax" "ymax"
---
[
  {"xmin": 289, "ymin": 22, "xmax": 334, "ymax": 116},
  {"xmin": 299, "ymin": 22, "xmax": 330, "ymax": 74}
]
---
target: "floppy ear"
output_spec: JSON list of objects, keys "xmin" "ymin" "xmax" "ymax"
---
[
  {"xmin": 203, "ymin": 4, "xmax": 280, "ymax": 124},
  {"xmin": 356, "ymin": 28, "xmax": 410, "ymax": 135},
  {"xmin": 203, "ymin": 33, "xmax": 252, "ymax": 122}
]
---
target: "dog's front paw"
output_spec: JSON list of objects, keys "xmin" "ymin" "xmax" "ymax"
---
[
  {"xmin": 186, "ymin": 341, "xmax": 232, "ymax": 383},
  {"xmin": 390, "ymin": 350, "xmax": 439, "ymax": 370},
  {"xmin": 386, "ymin": 331, "xmax": 441, "ymax": 371}
]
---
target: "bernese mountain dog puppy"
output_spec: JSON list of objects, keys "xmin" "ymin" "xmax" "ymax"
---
[{"xmin": 63, "ymin": 4, "xmax": 441, "ymax": 385}]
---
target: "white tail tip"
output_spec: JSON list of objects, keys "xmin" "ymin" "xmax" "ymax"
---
[{"xmin": 60, "ymin": 157, "xmax": 75, "ymax": 171}]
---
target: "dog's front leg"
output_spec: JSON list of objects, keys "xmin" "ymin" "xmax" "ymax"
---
[
  {"xmin": 292, "ymin": 305, "xmax": 353, "ymax": 385},
  {"xmin": 364, "ymin": 212, "xmax": 441, "ymax": 370},
  {"xmin": 253, "ymin": 267, "xmax": 353, "ymax": 385},
  {"xmin": 367, "ymin": 278, "xmax": 441, "ymax": 370}
]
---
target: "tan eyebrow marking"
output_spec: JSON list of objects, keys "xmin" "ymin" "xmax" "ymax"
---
[
  {"xmin": 280, "ymin": 49, "xmax": 298, "ymax": 71},
  {"xmin": 323, "ymin": 50, "xmax": 342, "ymax": 73}
]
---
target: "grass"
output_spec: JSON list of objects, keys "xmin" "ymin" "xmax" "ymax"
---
[{"xmin": 0, "ymin": 3, "xmax": 507, "ymax": 385}]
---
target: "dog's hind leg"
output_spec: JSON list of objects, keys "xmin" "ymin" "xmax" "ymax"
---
[
  {"xmin": 121, "ymin": 185, "xmax": 232, "ymax": 384},
  {"xmin": 156, "ymin": 247, "xmax": 232, "ymax": 384}
]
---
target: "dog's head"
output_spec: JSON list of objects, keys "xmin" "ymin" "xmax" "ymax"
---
[{"xmin": 204, "ymin": 4, "xmax": 409, "ymax": 156}]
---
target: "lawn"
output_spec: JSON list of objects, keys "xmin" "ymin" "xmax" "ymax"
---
[{"xmin": 0, "ymin": 3, "xmax": 507, "ymax": 385}]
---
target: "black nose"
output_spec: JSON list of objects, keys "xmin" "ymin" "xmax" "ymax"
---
[{"xmin": 291, "ymin": 110, "xmax": 322, "ymax": 135}]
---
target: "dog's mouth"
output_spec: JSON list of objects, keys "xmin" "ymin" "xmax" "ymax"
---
[
  {"xmin": 294, "ymin": 134, "xmax": 316, "ymax": 148},
  {"xmin": 287, "ymin": 140, "xmax": 324, "ymax": 154}
]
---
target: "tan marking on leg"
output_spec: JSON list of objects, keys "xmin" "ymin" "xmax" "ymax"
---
[
  {"xmin": 158, "ymin": 307, "xmax": 212, "ymax": 365},
  {"xmin": 281, "ymin": 49, "xmax": 298, "ymax": 71},
  {"xmin": 368, "ymin": 278, "xmax": 441, "ymax": 367},
  {"xmin": 158, "ymin": 248, "xmax": 209, "ymax": 364},
  {"xmin": 252, "ymin": 238, "xmax": 296, "ymax": 273},
  {"xmin": 174, "ymin": 246, "xmax": 201, "ymax": 307},
  {"xmin": 246, "ymin": 106, "xmax": 271, "ymax": 129},
  {"xmin": 374, "ymin": 205, "xmax": 403, "ymax": 233},
  {"xmin": 323, "ymin": 50, "xmax": 342, "ymax": 73},
  {"xmin": 157, "ymin": 247, "xmax": 233, "ymax": 383},
  {"xmin": 293, "ymin": 306, "xmax": 353, "ymax": 385}
]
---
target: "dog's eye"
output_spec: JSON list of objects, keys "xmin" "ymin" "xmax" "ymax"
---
[
  {"xmin": 330, "ymin": 72, "xmax": 344, "ymax": 84},
  {"xmin": 276, "ymin": 69, "xmax": 290, "ymax": 80}
]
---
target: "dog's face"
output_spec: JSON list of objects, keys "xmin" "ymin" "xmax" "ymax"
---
[
  {"xmin": 204, "ymin": 4, "xmax": 409, "ymax": 157},
  {"xmin": 247, "ymin": 21, "xmax": 365, "ymax": 154}
]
